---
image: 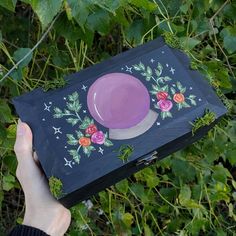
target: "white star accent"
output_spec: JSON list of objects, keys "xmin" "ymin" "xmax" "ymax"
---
[
  {"xmin": 42, "ymin": 118, "xmax": 45, "ymax": 121},
  {"xmin": 121, "ymin": 67, "xmax": 124, "ymax": 70},
  {"xmin": 98, "ymin": 147, "xmax": 104, "ymax": 155},
  {"xmin": 64, "ymin": 146, "xmax": 67, "ymax": 149},
  {"xmin": 83, "ymin": 110, "xmax": 87, "ymax": 113},
  {"xmin": 152, "ymin": 98, "xmax": 155, "ymax": 102},
  {"xmin": 150, "ymin": 59, "xmax": 155, "ymax": 63},
  {"xmin": 172, "ymin": 84, "xmax": 176, "ymax": 87},
  {"xmin": 170, "ymin": 67, "xmax": 175, "ymax": 74},
  {"xmin": 64, "ymin": 158, "xmax": 73, "ymax": 168},
  {"xmin": 199, "ymin": 98, "xmax": 202, "ymax": 101},
  {"xmin": 53, "ymin": 126, "xmax": 62, "ymax": 134},
  {"xmin": 56, "ymin": 136, "xmax": 60, "ymax": 139},
  {"xmin": 82, "ymin": 85, "xmax": 87, "ymax": 91},
  {"xmin": 72, "ymin": 162, "xmax": 75, "ymax": 165},
  {"xmin": 44, "ymin": 103, "xmax": 51, "ymax": 112},
  {"xmin": 156, "ymin": 122, "xmax": 160, "ymax": 126},
  {"xmin": 125, "ymin": 65, "xmax": 132, "ymax": 73},
  {"xmin": 63, "ymin": 97, "xmax": 67, "ymax": 100},
  {"xmin": 166, "ymin": 63, "xmax": 169, "ymax": 67},
  {"xmin": 161, "ymin": 51, "xmax": 165, "ymax": 54},
  {"xmin": 190, "ymin": 87, "xmax": 193, "ymax": 90}
]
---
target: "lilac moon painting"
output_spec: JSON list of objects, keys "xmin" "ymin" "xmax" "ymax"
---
[{"xmin": 87, "ymin": 73, "xmax": 158, "ymax": 140}]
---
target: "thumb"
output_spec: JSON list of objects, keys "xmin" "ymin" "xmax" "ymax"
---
[{"xmin": 14, "ymin": 120, "xmax": 34, "ymax": 164}]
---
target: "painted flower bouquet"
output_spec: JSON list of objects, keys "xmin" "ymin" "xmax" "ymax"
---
[
  {"xmin": 53, "ymin": 92, "xmax": 113, "ymax": 164},
  {"xmin": 133, "ymin": 62, "xmax": 197, "ymax": 120}
]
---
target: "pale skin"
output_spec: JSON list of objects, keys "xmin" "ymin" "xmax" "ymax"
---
[{"xmin": 14, "ymin": 120, "xmax": 71, "ymax": 235}]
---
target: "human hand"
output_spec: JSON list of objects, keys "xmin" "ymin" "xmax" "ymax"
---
[{"xmin": 14, "ymin": 120, "xmax": 71, "ymax": 236}]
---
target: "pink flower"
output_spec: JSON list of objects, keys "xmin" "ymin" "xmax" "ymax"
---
[
  {"xmin": 91, "ymin": 131, "xmax": 105, "ymax": 144},
  {"xmin": 157, "ymin": 99, "xmax": 173, "ymax": 112}
]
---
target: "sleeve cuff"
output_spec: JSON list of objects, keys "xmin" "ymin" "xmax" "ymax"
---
[{"xmin": 9, "ymin": 225, "xmax": 50, "ymax": 236}]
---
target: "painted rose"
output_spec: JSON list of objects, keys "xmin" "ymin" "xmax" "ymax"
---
[
  {"xmin": 157, "ymin": 99, "xmax": 173, "ymax": 112},
  {"xmin": 173, "ymin": 93, "xmax": 185, "ymax": 103},
  {"xmin": 79, "ymin": 137, "xmax": 91, "ymax": 147},
  {"xmin": 156, "ymin": 91, "xmax": 168, "ymax": 100},
  {"xmin": 85, "ymin": 124, "xmax": 98, "ymax": 135},
  {"xmin": 91, "ymin": 131, "xmax": 105, "ymax": 144}
]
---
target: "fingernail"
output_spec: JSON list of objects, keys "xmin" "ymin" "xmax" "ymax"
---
[{"xmin": 17, "ymin": 122, "xmax": 25, "ymax": 136}]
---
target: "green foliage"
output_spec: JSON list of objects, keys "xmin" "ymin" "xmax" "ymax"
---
[
  {"xmin": 48, "ymin": 176, "xmax": 63, "ymax": 198},
  {"xmin": 191, "ymin": 110, "xmax": 216, "ymax": 135},
  {"xmin": 0, "ymin": 0, "xmax": 236, "ymax": 235},
  {"xmin": 115, "ymin": 145, "xmax": 134, "ymax": 163}
]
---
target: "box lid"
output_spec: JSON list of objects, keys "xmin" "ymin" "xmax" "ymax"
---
[{"xmin": 12, "ymin": 37, "xmax": 227, "ymax": 196}]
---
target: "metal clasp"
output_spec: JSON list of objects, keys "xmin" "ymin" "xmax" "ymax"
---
[{"xmin": 136, "ymin": 151, "xmax": 158, "ymax": 166}]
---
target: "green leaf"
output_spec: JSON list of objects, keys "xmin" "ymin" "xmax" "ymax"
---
[
  {"xmin": 0, "ymin": 0, "xmax": 17, "ymax": 12},
  {"xmin": 76, "ymin": 130, "xmax": 84, "ymax": 139},
  {"xmin": 79, "ymin": 116, "xmax": 92, "ymax": 129},
  {"xmin": 3, "ymin": 174, "xmax": 15, "ymax": 191},
  {"xmin": 220, "ymin": 26, "xmax": 236, "ymax": 54},
  {"xmin": 66, "ymin": 118, "xmax": 79, "ymax": 126},
  {"xmin": 104, "ymin": 139, "xmax": 113, "ymax": 147},
  {"xmin": 86, "ymin": 8, "xmax": 111, "ymax": 35},
  {"xmin": 83, "ymin": 146, "xmax": 93, "ymax": 157},
  {"xmin": 13, "ymin": 48, "xmax": 32, "ymax": 68},
  {"xmin": 23, "ymin": 0, "xmax": 63, "ymax": 30},
  {"xmin": 0, "ymin": 100, "xmax": 12, "ymax": 123},
  {"xmin": 68, "ymin": 91, "xmax": 79, "ymax": 102},
  {"xmin": 122, "ymin": 212, "xmax": 134, "ymax": 227},
  {"xmin": 146, "ymin": 66, "xmax": 152, "ymax": 76},
  {"xmin": 66, "ymin": 0, "xmax": 90, "ymax": 31},
  {"xmin": 68, "ymin": 149, "xmax": 80, "ymax": 164},
  {"xmin": 180, "ymin": 37, "xmax": 201, "ymax": 50},
  {"xmin": 179, "ymin": 185, "xmax": 191, "ymax": 205},
  {"xmin": 129, "ymin": 0, "xmax": 157, "ymax": 11},
  {"xmin": 170, "ymin": 87, "xmax": 176, "ymax": 94},
  {"xmin": 67, "ymin": 134, "xmax": 76, "ymax": 141}
]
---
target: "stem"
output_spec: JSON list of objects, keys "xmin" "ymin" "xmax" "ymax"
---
[
  {"xmin": 0, "ymin": 13, "xmax": 61, "ymax": 83},
  {"xmin": 77, "ymin": 145, "xmax": 81, "ymax": 153}
]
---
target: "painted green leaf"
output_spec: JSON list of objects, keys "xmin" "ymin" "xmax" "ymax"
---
[
  {"xmin": 66, "ymin": 118, "xmax": 79, "ymax": 126},
  {"xmin": 170, "ymin": 87, "xmax": 176, "ymax": 94},
  {"xmin": 146, "ymin": 66, "xmax": 152, "ymax": 76},
  {"xmin": 67, "ymin": 134, "xmax": 76, "ymax": 141},
  {"xmin": 68, "ymin": 91, "xmax": 79, "ymax": 102},
  {"xmin": 76, "ymin": 130, "xmax": 84, "ymax": 139},
  {"xmin": 79, "ymin": 116, "xmax": 91, "ymax": 129},
  {"xmin": 104, "ymin": 139, "xmax": 113, "ymax": 147},
  {"xmin": 67, "ymin": 139, "xmax": 78, "ymax": 145}
]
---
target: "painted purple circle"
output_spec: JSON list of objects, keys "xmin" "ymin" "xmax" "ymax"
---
[{"xmin": 87, "ymin": 73, "xmax": 150, "ymax": 129}]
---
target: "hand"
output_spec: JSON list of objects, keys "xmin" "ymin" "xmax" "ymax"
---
[{"xmin": 14, "ymin": 120, "xmax": 71, "ymax": 236}]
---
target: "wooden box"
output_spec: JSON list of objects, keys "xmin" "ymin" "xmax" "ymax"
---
[{"xmin": 12, "ymin": 37, "xmax": 227, "ymax": 208}]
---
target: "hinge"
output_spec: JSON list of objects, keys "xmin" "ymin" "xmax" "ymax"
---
[{"xmin": 136, "ymin": 151, "xmax": 158, "ymax": 166}]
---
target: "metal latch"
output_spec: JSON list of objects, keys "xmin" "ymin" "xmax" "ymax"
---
[{"xmin": 136, "ymin": 151, "xmax": 158, "ymax": 166}]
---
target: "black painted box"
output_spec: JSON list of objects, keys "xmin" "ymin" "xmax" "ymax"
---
[{"xmin": 12, "ymin": 37, "xmax": 227, "ymax": 208}]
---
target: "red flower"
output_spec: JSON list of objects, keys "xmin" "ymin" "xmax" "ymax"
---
[
  {"xmin": 173, "ymin": 93, "xmax": 185, "ymax": 103},
  {"xmin": 78, "ymin": 137, "xmax": 91, "ymax": 147},
  {"xmin": 156, "ymin": 91, "xmax": 168, "ymax": 100},
  {"xmin": 85, "ymin": 124, "xmax": 98, "ymax": 135}
]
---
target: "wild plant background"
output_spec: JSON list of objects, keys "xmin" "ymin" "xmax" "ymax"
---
[{"xmin": 0, "ymin": 0, "xmax": 236, "ymax": 235}]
